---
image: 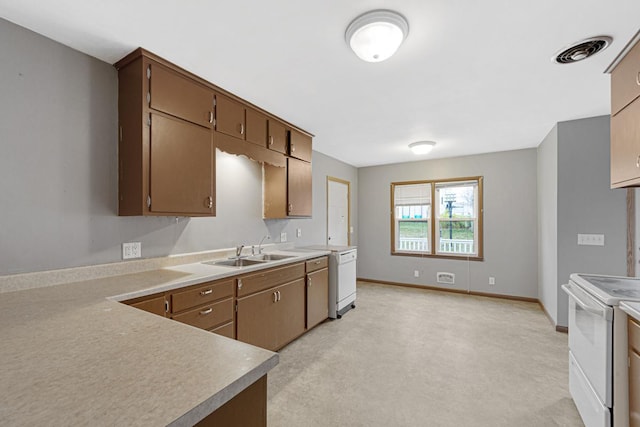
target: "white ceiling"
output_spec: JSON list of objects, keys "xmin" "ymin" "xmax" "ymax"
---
[{"xmin": 1, "ymin": 0, "xmax": 639, "ymax": 167}]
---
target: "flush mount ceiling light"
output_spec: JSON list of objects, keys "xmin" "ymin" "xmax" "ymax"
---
[
  {"xmin": 552, "ymin": 36, "xmax": 613, "ymax": 64},
  {"xmin": 345, "ymin": 9, "xmax": 409, "ymax": 62},
  {"xmin": 409, "ymin": 141, "xmax": 436, "ymax": 155}
]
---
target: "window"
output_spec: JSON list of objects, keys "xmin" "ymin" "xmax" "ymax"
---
[{"xmin": 391, "ymin": 177, "xmax": 483, "ymax": 259}]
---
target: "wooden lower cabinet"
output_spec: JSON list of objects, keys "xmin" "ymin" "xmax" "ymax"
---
[
  {"xmin": 306, "ymin": 267, "xmax": 329, "ymax": 330},
  {"xmin": 210, "ymin": 321, "xmax": 235, "ymax": 339},
  {"xmin": 237, "ymin": 278, "xmax": 305, "ymax": 351},
  {"xmin": 630, "ymin": 350, "xmax": 640, "ymax": 427},
  {"xmin": 128, "ymin": 294, "xmax": 166, "ymax": 317},
  {"xmin": 196, "ymin": 375, "xmax": 267, "ymax": 427}
]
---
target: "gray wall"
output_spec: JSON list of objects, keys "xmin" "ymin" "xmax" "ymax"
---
[
  {"xmin": 357, "ymin": 149, "xmax": 539, "ymax": 298},
  {"xmin": 556, "ymin": 116, "xmax": 626, "ymax": 326},
  {"xmin": 0, "ymin": 18, "xmax": 358, "ymax": 275},
  {"xmin": 537, "ymin": 125, "xmax": 558, "ymax": 324}
]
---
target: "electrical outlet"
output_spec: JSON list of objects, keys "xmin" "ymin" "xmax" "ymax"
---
[
  {"xmin": 489, "ymin": 277, "xmax": 495, "ymax": 285},
  {"xmin": 296, "ymin": 228, "xmax": 302, "ymax": 238},
  {"xmin": 280, "ymin": 232, "xmax": 287, "ymax": 243},
  {"xmin": 414, "ymin": 270, "xmax": 419, "ymax": 278},
  {"xmin": 122, "ymin": 242, "xmax": 141, "ymax": 260}
]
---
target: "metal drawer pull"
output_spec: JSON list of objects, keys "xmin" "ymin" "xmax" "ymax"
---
[
  {"xmin": 200, "ymin": 308, "xmax": 213, "ymax": 315},
  {"xmin": 314, "ymin": 260, "xmax": 321, "ymax": 264},
  {"xmin": 277, "ymin": 290, "xmax": 281, "ymax": 301},
  {"xmin": 273, "ymin": 292, "xmax": 277, "ymax": 303},
  {"xmin": 200, "ymin": 289, "xmax": 213, "ymax": 296}
]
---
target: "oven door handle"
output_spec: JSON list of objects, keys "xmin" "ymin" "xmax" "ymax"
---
[{"xmin": 561, "ymin": 284, "xmax": 606, "ymax": 317}]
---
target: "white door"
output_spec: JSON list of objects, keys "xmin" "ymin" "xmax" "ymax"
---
[{"xmin": 327, "ymin": 178, "xmax": 350, "ymax": 246}]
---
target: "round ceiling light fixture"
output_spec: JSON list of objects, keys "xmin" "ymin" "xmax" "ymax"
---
[
  {"xmin": 409, "ymin": 141, "xmax": 436, "ymax": 155},
  {"xmin": 345, "ymin": 10, "xmax": 409, "ymax": 62}
]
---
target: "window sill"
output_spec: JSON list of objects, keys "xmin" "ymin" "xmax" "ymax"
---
[{"xmin": 391, "ymin": 251, "xmax": 484, "ymax": 261}]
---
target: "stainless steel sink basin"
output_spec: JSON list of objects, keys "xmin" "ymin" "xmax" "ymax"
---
[
  {"xmin": 204, "ymin": 258, "xmax": 267, "ymax": 268},
  {"xmin": 249, "ymin": 254, "xmax": 296, "ymax": 261}
]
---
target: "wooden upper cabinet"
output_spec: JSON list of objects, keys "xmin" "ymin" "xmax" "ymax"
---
[
  {"xmin": 290, "ymin": 130, "xmax": 312, "ymax": 162},
  {"xmin": 149, "ymin": 62, "xmax": 214, "ymax": 129},
  {"xmin": 268, "ymin": 120, "xmax": 288, "ymax": 154},
  {"xmin": 149, "ymin": 113, "xmax": 215, "ymax": 215},
  {"xmin": 609, "ymin": 35, "xmax": 640, "ymax": 188},
  {"xmin": 288, "ymin": 158, "xmax": 312, "ymax": 216},
  {"xmin": 611, "ymin": 39, "xmax": 640, "ymax": 116},
  {"xmin": 215, "ymin": 93, "xmax": 245, "ymax": 139},
  {"xmin": 245, "ymin": 109, "xmax": 268, "ymax": 147}
]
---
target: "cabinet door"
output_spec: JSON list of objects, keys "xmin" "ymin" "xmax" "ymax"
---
[
  {"xmin": 289, "ymin": 130, "xmax": 312, "ymax": 162},
  {"xmin": 263, "ymin": 163, "xmax": 287, "ymax": 218},
  {"xmin": 130, "ymin": 295, "xmax": 166, "ymax": 317},
  {"xmin": 631, "ymin": 350, "xmax": 640, "ymax": 427},
  {"xmin": 150, "ymin": 113, "xmax": 215, "ymax": 215},
  {"xmin": 611, "ymin": 39, "xmax": 640, "ymax": 116},
  {"xmin": 288, "ymin": 158, "xmax": 312, "ymax": 216},
  {"xmin": 245, "ymin": 109, "xmax": 267, "ymax": 147},
  {"xmin": 306, "ymin": 268, "xmax": 328, "ymax": 330},
  {"xmin": 268, "ymin": 120, "xmax": 288, "ymax": 154},
  {"xmin": 215, "ymin": 93, "xmax": 245, "ymax": 139},
  {"xmin": 276, "ymin": 278, "xmax": 306, "ymax": 349},
  {"xmin": 237, "ymin": 287, "xmax": 279, "ymax": 350},
  {"xmin": 611, "ymin": 99, "xmax": 640, "ymax": 187},
  {"xmin": 149, "ymin": 63, "xmax": 214, "ymax": 128}
]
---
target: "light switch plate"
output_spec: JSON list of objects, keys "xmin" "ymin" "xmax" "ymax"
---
[
  {"xmin": 577, "ymin": 234, "xmax": 605, "ymax": 246},
  {"xmin": 280, "ymin": 232, "xmax": 287, "ymax": 243}
]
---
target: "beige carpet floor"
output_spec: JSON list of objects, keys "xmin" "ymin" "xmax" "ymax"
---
[{"xmin": 267, "ymin": 281, "xmax": 583, "ymax": 427}]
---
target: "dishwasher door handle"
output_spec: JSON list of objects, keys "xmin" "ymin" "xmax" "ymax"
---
[{"xmin": 561, "ymin": 284, "xmax": 606, "ymax": 317}]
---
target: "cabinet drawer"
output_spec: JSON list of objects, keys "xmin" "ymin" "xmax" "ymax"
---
[
  {"xmin": 306, "ymin": 256, "xmax": 328, "ymax": 273},
  {"xmin": 210, "ymin": 321, "xmax": 235, "ymax": 339},
  {"xmin": 171, "ymin": 279, "xmax": 234, "ymax": 313},
  {"xmin": 611, "ymin": 39, "xmax": 640, "ymax": 116},
  {"xmin": 172, "ymin": 297, "xmax": 233, "ymax": 330},
  {"xmin": 149, "ymin": 61, "xmax": 214, "ymax": 128},
  {"xmin": 611, "ymin": 98, "xmax": 640, "ymax": 187},
  {"xmin": 290, "ymin": 129, "xmax": 312, "ymax": 162},
  {"xmin": 630, "ymin": 318, "xmax": 640, "ymax": 353},
  {"xmin": 238, "ymin": 262, "xmax": 305, "ymax": 297}
]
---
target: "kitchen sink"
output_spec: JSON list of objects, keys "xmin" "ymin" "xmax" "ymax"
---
[
  {"xmin": 204, "ymin": 258, "xmax": 267, "ymax": 268},
  {"xmin": 249, "ymin": 254, "xmax": 296, "ymax": 261}
]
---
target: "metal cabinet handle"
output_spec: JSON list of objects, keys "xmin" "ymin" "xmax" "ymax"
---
[
  {"xmin": 240, "ymin": 123, "xmax": 244, "ymax": 135},
  {"xmin": 314, "ymin": 260, "xmax": 321, "ymax": 265},
  {"xmin": 208, "ymin": 111, "xmax": 213, "ymax": 124},
  {"xmin": 273, "ymin": 292, "xmax": 278, "ymax": 303},
  {"xmin": 269, "ymin": 136, "xmax": 274, "ymax": 146},
  {"xmin": 237, "ymin": 279, "xmax": 243, "ymax": 290},
  {"xmin": 200, "ymin": 289, "xmax": 213, "ymax": 296},
  {"xmin": 636, "ymin": 154, "xmax": 640, "ymax": 168},
  {"xmin": 277, "ymin": 290, "xmax": 281, "ymax": 301},
  {"xmin": 288, "ymin": 203, "xmax": 293, "ymax": 214},
  {"xmin": 637, "ymin": 71, "xmax": 640, "ymax": 86},
  {"xmin": 308, "ymin": 278, "xmax": 312, "ymax": 287},
  {"xmin": 291, "ymin": 143, "xmax": 295, "ymax": 152},
  {"xmin": 200, "ymin": 308, "xmax": 213, "ymax": 315},
  {"xmin": 207, "ymin": 196, "xmax": 213, "ymax": 208}
]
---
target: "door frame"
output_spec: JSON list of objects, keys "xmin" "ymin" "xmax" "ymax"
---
[{"xmin": 326, "ymin": 176, "xmax": 351, "ymax": 246}]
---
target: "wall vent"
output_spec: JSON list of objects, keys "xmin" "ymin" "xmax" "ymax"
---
[{"xmin": 436, "ymin": 272, "xmax": 455, "ymax": 285}]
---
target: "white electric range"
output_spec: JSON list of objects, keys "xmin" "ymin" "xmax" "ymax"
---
[{"xmin": 563, "ymin": 274, "xmax": 640, "ymax": 427}]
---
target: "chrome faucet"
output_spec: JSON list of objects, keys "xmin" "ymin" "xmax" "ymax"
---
[
  {"xmin": 235, "ymin": 245, "xmax": 245, "ymax": 258},
  {"xmin": 257, "ymin": 235, "xmax": 270, "ymax": 255}
]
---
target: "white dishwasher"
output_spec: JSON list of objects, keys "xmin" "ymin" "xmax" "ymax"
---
[{"xmin": 329, "ymin": 248, "xmax": 357, "ymax": 319}]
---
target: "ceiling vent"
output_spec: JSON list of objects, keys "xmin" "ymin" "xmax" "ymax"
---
[{"xmin": 552, "ymin": 36, "xmax": 612, "ymax": 64}]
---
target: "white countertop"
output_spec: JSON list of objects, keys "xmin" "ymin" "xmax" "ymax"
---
[
  {"xmin": 0, "ymin": 248, "xmax": 329, "ymax": 426},
  {"xmin": 621, "ymin": 301, "xmax": 640, "ymax": 321}
]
